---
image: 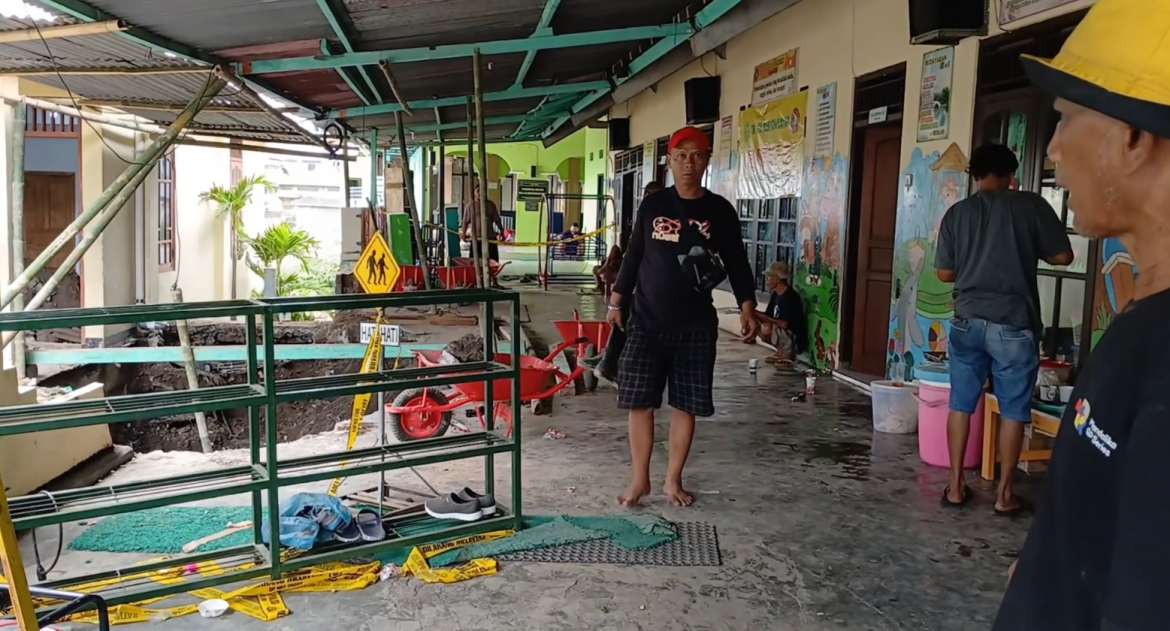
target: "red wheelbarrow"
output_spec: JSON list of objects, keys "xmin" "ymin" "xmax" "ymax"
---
[
  {"xmin": 384, "ymin": 337, "xmax": 587, "ymax": 441},
  {"xmin": 552, "ymin": 309, "xmax": 612, "ymax": 392},
  {"xmin": 452, "ymin": 257, "xmax": 511, "ymax": 284}
]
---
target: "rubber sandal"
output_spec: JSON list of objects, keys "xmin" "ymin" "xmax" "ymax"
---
[
  {"xmin": 354, "ymin": 509, "xmax": 386, "ymax": 542},
  {"xmin": 994, "ymin": 498, "xmax": 1034, "ymax": 518},
  {"xmin": 333, "ymin": 516, "xmax": 362, "ymax": 543},
  {"xmin": 941, "ymin": 486, "xmax": 973, "ymax": 508}
]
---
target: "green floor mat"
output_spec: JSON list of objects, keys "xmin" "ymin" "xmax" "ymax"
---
[
  {"xmin": 68, "ymin": 507, "xmax": 254, "ymax": 555},
  {"xmin": 68, "ymin": 507, "xmax": 680, "ymax": 567},
  {"xmin": 374, "ymin": 515, "xmax": 679, "ymax": 568}
]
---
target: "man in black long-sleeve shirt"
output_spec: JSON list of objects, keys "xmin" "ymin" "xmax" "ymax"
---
[{"xmin": 608, "ymin": 126, "xmax": 758, "ymax": 508}]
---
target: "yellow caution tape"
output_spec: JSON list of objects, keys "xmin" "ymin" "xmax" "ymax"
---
[
  {"xmin": 428, "ymin": 221, "xmax": 615, "ymax": 248},
  {"xmin": 328, "ymin": 319, "xmax": 385, "ymax": 497},
  {"xmin": 398, "ymin": 529, "xmax": 514, "ymax": 584},
  {"xmin": 415, "ymin": 529, "xmax": 514, "ymax": 560}
]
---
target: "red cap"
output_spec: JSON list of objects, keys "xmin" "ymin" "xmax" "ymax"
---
[{"xmin": 668, "ymin": 126, "xmax": 711, "ymax": 152}]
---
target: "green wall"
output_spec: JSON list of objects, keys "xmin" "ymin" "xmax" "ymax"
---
[{"xmin": 447, "ymin": 127, "xmax": 606, "ymax": 245}]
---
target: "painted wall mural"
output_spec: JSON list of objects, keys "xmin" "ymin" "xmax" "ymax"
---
[
  {"xmin": 885, "ymin": 144, "xmax": 969, "ymax": 381},
  {"xmin": 795, "ymin": 152, "xmax": 848, "ymax": 370},
  {"xmin": 1091, "ymin": 238, "xmax": 1138, "ymax": 348}
]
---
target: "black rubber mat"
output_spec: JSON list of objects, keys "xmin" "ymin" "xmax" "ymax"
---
[{"xmin": 497, "ymin": 521, "xmax": 721, "ymax": 566}]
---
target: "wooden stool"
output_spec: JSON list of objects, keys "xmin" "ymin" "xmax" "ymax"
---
[{"xmin": 981, "ymin": 393, "xmax": 1062, "ymax": 481}]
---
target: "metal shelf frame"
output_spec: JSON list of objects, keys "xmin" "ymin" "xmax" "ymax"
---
[{"xmin": 0, "ymin": 289, "xmax": 524, "ymax": 615}]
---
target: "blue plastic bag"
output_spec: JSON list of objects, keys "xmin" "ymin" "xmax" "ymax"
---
[{"xmin": 260, "ymin": 492, "xmax": 353, "ymax": 551}]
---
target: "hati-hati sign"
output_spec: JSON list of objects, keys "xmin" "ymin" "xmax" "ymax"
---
[{"xmin": 737, "ymin": 90, "xmax": 808, "ymax": 200}]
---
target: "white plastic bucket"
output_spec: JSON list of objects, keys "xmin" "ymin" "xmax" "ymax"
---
[{"xmin": 870, "ymin": 380, "xmax": 919, "ymax": 434}]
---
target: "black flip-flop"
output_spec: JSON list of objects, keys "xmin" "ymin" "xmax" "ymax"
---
[
  {"xmin": 354, "ymin": 509, "xmax": 386, "ymax": 542},
  {"xmin": 941, "ymin": 486, "xmax": 973, "ymax": 508},
  {"xmin": 994, "ymin": 498, "xmax": 1034, "ymax": 518},
  {"xmin": 333, "ymin": 516, "xmax": 362, "ymax": 543}
]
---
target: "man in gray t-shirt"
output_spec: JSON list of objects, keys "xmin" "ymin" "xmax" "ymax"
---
[{"xmin": 934, "ymin": 144, "xmax": 1072, "ymax": 516}]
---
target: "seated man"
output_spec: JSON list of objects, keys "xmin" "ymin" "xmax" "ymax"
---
[
  {"xmin": 593, "ymin": 245, "xmax": 623, "ymax": 294},
  {"xmin": 562, "ymin": 224, "xmax": 582, "ymax": 258},
  {"xmin": 757, "ymin": 262, "xmax": 808, "ymax": 364}
]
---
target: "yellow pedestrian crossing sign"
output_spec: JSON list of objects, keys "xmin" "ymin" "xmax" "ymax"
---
[{"xmin": 355, "ymin": 232, "xmax": 400, "ymax": 293}]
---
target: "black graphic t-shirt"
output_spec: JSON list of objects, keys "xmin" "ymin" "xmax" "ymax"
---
[
  {"xmin": 993, "ymin": 288, "xmax": 1170, "ymax": 631},
  {"xmin": 766, "ymin": 287, "xmax": 809, "ymax": 353},
  {"xmin": 613, "ymin": 188, "xmax": 756, "ymax": 332}
]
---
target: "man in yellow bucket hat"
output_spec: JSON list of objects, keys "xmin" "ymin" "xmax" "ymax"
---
[{"xmin": 995, "ymin": 0, "xmax": 1170, "ymax": 629}]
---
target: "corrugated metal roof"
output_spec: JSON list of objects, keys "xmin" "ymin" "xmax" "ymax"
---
[
  {"xmin": 0, "ymin": 10, "xmax": 321, "ymax": 144},
  {"xmin": 3, "ymin": 0, "xmax": 703, "ymax": 145},
  {"xmin": 79, "ymin": 0, "xmax": 334, "ymax": 51},
  {"xmin": 345, "ymin": 0, "xmax": 544, "ymax": 50}
]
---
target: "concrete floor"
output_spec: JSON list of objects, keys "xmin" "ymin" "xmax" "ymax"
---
[{"xmin": 19, "ymin": 287, "xmax": 1037, "ymax": 630}]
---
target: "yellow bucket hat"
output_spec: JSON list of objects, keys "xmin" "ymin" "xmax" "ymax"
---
[{"xmin": 1021, "ymin": 0, "xmax": 1170, "ymax": 138}]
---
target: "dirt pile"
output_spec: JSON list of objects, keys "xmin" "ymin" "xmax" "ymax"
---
[
  {"xmin": 444, "ymin": 333, "xmax": 487, "ymax": 363},
  {"xmin": 112, "ymin": 311, "xmax": 420, "ymax": 452}
]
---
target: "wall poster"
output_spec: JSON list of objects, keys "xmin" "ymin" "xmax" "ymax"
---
[
  {"xmin": 998, "ymin": 0, "xmax": 1080, "ymax": 26},
  {"xmin": 719, "ymin": 115, "xmax": 733, "ymax": 170},
  {"xmin": 885, "ymin": 144, "xmax": 969, "ymax": 381},
  {"xmin": 737, "ymin": 90, "xmax": 808, "ymax": 200},
  {"xmin": 796, "ymin": 153, "xmax": 849, "ymax": 370},
  {"xmin": 813, "ymin": 83, "xmax": 837, "ymax": 157},
  {"xmin": 917, "ymin": 47, "xmax": 954, "ymax": 143},
  {"xmin": 751, "ymin": 48, "xmax": 799, "ymax": 106}
]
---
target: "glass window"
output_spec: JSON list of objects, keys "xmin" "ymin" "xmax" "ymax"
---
[{"xmin": 158, "ymin": 150, "xmax": 176, "ymax": 271}]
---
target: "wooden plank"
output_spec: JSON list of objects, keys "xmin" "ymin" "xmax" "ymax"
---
[{"xmin": 26, "ymin": 342, "xmax": 514, "ymax": 365}]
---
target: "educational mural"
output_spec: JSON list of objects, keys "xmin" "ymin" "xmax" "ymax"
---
[
  {"xmin": 885, "ymin": 144, "xmax": 969, "ymax": 381},
  {"xmin": 1091, "ymin": 238, "xmax": 1138, "ymax": 349},
  {"xmin": 795, "ymin": 153, "xmax": 848, "ymax": 370}
]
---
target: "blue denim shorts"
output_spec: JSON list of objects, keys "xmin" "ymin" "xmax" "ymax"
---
[{"xmin": 947, "ymin": 317, "xmax": 1040, "ymax": 423}]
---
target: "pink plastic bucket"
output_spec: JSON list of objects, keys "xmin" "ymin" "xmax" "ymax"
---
[{"xmin": 915, "ymin": 381, "xmax": 983, "ymax": 469}]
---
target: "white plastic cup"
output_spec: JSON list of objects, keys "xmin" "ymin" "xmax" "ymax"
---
[
  {"xmin": 198, "ymin": 599, "xmax": 229, "ymax": 619},
  {"xmin": 748, "ymin": 359, "xmax": 758, "ymax": 371},
  {"xmin": 805, "ymin": 374, "xmax": 817, "ymax": 394},
  {"xmin": 1059, "ymin": 385, "xmax": 1074, "ymax": 403}
]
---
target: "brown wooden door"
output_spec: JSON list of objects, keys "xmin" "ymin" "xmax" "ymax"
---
[
  {"xmin": 24, "ymin": 172, "xmax": 76, "ymax": 269},
  {"xmin": 851, "ymin": 125, "xmax": 902, "ymax": 376}
]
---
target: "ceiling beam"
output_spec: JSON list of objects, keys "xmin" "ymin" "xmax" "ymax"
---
[
  {"xmin": 313, "ymin": 0, "xmax": 382, "ymax": 105},
  {"xmin": 399, "ymin": 114, "xmax": 526, "ymax": 135},
  {"xmin": 238, "ymin": 24, "xmax": 692, "ymax": 75},
  {"xmin": 327, "ymin": 80, "xmax": 609, "ymax": 119},
  {"xmin": 512, "ymin": 0, "xmax": 563, "ymax": 88},
  {"xmin": 543, "ymin": 0, "xmax": 749, "ymax": 139}
]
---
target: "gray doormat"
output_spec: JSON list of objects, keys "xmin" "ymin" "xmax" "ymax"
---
[{"xmin": 497, "ymin": 521, "xmax": 721, "ymax": 566}]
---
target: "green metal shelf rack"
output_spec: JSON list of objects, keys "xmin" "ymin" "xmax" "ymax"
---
[{"xmin": 0, "ymin": 288, "xmax": 524, "ymax": 612}]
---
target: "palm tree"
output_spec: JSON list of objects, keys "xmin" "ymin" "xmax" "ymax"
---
[
  {"xmin": 199, "ymin": 175, "xmax": 277, "ymax": 302},
  {"xmin": 245, "ymin": 222, "xmax": 321, "ymax": 295}
]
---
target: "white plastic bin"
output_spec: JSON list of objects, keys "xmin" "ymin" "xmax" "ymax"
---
[{"xmin": 870, "ymin": 380, "xmax": 919, "ymax": 434}]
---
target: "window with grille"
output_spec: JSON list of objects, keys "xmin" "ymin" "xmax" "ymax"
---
[
  {"xmin": 25, "ymin": 105, "xmax": 79, "ymax": 137},
  {"xmin": 158, "ymin": 149, "xmax": 176, "ymax": 271},
  {"xmin": 739, "ymin": 198, "xmax": 799, "ymax": 291}
]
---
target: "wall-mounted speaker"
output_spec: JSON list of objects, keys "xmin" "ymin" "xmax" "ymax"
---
[
  {"xmin": 608, "ymin": 118, "xmax": 631, "ymax": 151},
  {"xmin": 908, "ymin": 0, "xmax": 988, "ymax": 45},
  {"xmin": 684, "ymin": 76, "xmax": 721, "ymax": 126}
]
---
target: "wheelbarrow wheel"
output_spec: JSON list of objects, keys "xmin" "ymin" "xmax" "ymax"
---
[
  {"xmin": 530, "ymin": 399, "xmax": 549, "ymax": 416},
  {"xmin": 388, "ymin": 388, "xmax": 453, "ymax": 442},
  {"xmin": 581, "ymin": 343, "xmax": 599, "ymax": 392}
]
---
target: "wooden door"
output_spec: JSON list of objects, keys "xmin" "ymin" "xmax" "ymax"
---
[
  {"xmin": 24, "ymin": 172, "xmax": 76, "ymax": 269},
  {"xmin": 851, "ymin": 125, "xmax": 902, "ymax": 376}
]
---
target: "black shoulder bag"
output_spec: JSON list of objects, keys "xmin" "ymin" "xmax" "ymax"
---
[{"xmin": 671, "ymin": 190, "xmax": 728, "ymax": 294}]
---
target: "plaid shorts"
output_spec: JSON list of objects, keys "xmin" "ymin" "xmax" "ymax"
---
[{"xmin": 617, "ymin": 323, "xmax": 719, "ymax": 417}]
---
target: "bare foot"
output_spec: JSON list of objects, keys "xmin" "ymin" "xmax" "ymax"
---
[
  {"xmin": 618, "ymin": 480, "xmax": 652, "ymax": 507},
  {"xmin": 664, "ymin": 480, "xmax": 693, "ymax": 507}
]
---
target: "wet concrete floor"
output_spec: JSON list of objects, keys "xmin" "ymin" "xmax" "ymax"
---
[{"xmin": 28, "ymin": 286, "xmax": 1037, "ymax": 630}]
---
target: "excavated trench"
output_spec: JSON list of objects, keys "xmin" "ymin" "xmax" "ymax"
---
[{"xmin": 107, "ymin": 312, "xmax": 493, "ymax": 453}]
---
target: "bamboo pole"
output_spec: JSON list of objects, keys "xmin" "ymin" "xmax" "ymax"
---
[
  {"xmin": 213, "ymin": 67, "xmax": 331, "ymax": 153},
  {"xmin": 177, "ymin": 138, "xmax": 357, "ymax": 160},
  {"xmin": 0, "ymin": 19, "xmax": 127, "ymax": 44},
  {"xmin": 0, "ymin": 77, "xmax": 226, "ymax": 313},
  {"xmin": 1, "ymin": 128, "xmax": 169, "ymax": 351},
  {"xmin": 11, "ymin": 104, "xmax": 26, "ymax": 380},
  {"xmin": 438, "ymin": 144, "xmax": 449, "ymax": 267},
  {"xmin": 171, "ymin": 288, "xmax": 213, "ymax": 453},
  {"xmin": 342, "ymin": 134, "xmax": 351, "ymax": 206},
  {"xmin": 465, "ymin": 97, "xmax": 481, "ymax": 288},
  {"xmin": 40, "ymin": 98, "xmax": 268, "ymax": 114},
  {"xmin": 1, "ymin": 66, "xmax": 210, "ymax": 76},
  {"xmin": 395, "ymin": 111, "xmax": 433, "ymax": 290},
  {"xmin": 376, "ymin": 61, "xmax": 413, "ymax": 116},
  {"xmin": 473, "ymin": 49, "xmax": 491, "ymax": 291}
]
